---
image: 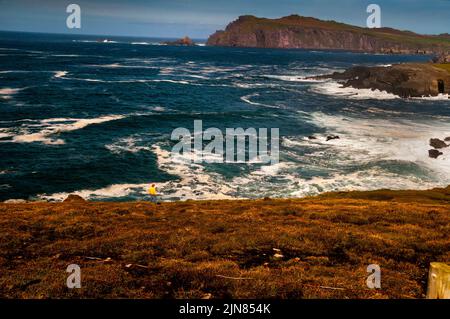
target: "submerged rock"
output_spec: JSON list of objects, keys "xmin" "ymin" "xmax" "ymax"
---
[
  {"xmin": 429, "ymin": 149, "xmax": 444, "ymax": 159},
  {"xmin": 430, "ymin": 138, "xmax": 448, "ymax": 149}
]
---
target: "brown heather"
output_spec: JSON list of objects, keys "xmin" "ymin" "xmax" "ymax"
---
[{"xmin": 0, "ymin": 187, "xmax": 449, "ymax": 299}]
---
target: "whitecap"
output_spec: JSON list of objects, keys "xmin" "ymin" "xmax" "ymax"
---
[
  {"xmin": 0, "ymin": 87, "xmax": 23, "ymax": 99},
  {"xmin": 311, "ymin": 81, "xmax": 400, "ymax": 100},
  {"xmin": 53, "ymin": 71, "xmax": 68, "ymax": 78},
  {"xmin": 9, "ymin": 115, "xmax": 126, "ymax": 145},
  {"xmin": 105, "ymin": 136, "xmax": 152, "ymax": 154},
  {"xmin": 411, "ymin": 94, "xmax": 450, "ymax": 101},
  {"xmin": 262, "ymin": 74, "xmax": 326, "ymax": 83},
  {"xmin": 38, "ymin": 183, "xmax": 150, "ymax": 202},
  {"xmin": 240, "ymin": 93, "xmax": 281, "ymax": 109}
]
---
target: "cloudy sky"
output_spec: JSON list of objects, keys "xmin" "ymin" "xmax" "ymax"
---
[{"xmin": 0, "ymin": 0, "xmax": 449, "ymax": 38}]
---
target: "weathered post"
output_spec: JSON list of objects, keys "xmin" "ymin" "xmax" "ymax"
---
[{"xmin": 426, "ymin": 263, "xmax": 450, "ymax": 299}]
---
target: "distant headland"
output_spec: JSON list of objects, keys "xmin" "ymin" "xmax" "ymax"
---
[{"xmin": 207, "ymin": 15, "xmax": 450, "ymax": 55}]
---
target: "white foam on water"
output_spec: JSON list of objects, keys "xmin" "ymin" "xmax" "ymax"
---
[
  {"xmin": 240, "ymin": 93, "xmax": 281, "ymax": 109},
  {"xmin": 0, "ymin": 132, "xmax": 12, "ymax": 139},
  {"xmin": 288, "ymin": 168, "xmax": 440, "ymax": 197},
  {"xmin": 0, "ymin": 88, "xmax": 22, "ymax": 99},
  {"xmin": 88, "ymin": 63, "xmax": 158, "ymax": 70},
  {"xmin": 62, "ymin": 76, "xmax": 193, "ymax": 85},
  {"xmin": 311, "ymin": 81, "xmax": 400, "ymax": 100},
  {"xmin": 150, "ymin": 106, "xmax": 166, "ymax": 112},
  {"xmin": 152, "ymin": 144, "xmax": 235, "ymax": 201},
  {"xmin": 105, "ymin": 136, "xmax": 152, "ymax": 154},
  {"xmin": 151, "ymin": 79, "xmax": 191, "ymax": 85},
  {"xmin": 305, "ymin": 112, "xmax": 450, "ymax": 183},
  {"xmin": 8, "ymin": 115, "xmax": 125, "ymax": 145},
  {"xmin": 262, "ymin": 75, "xmax": 326, "ymax": 83},
  {"xmin": 53, "ymin": 71, "xmax": 68, "ymax": 78},
  {"xmin": 412, "ymin": 94, "xmax": 450, "ymax": 101},
  {"xmin": 38, "ymin": 183, "xmax": 150, "ymax": 202}
]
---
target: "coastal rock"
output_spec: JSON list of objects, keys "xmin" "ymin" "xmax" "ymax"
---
[
  {"xmin": 429, "ymin": 149, "xmax": 444, "ymax": 159},
  {"xmin": 326, "ymin": 135, "xmax": 340, "ymax": 141},
  {"xmin": 444, "ymin": 137, "xmax": 450, "ymax": 142},
  {"xmin": 432, "ymin": 53, "xmax": 450, "ymax": 64},
  {"xmin": 63, "ymin": 194, "xmax": 86, "ymax": 203},
  {"xmin": 319, "ymin": 63, "xmax": 450, "ymax": 98},
  {"xmin": 207, "ymin": 15, "xmax": 450, "ymax": 54},
  {"xmin": 430, "ymin": 138, "xmax": 448, "ymax": 149},
  {"xmin": 164, "ymin": 36, "xmax": 195, "ymax": 46}
]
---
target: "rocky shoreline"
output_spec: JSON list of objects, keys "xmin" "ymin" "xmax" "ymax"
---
[{"xmin": 315, "ymin": 63, "xmax": 450, "ymax": 98}]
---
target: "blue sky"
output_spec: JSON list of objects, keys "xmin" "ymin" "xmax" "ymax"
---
[{"xmin": 0, "ymin": 0, "xmax": 449, "ymax": 38}]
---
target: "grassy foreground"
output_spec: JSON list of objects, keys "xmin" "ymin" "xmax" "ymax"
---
[{"xmin": 0, "ymin": 187, "xmax": 449, "ymax": 299}]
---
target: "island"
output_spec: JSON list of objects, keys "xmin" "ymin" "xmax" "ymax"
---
[
  {"xmin": 163, "ymin": 36, "xmax": 196, "ymax": 46},
  {"xmin": 207, "ymin": 15, "xmax": 450, "ymax": 54}
]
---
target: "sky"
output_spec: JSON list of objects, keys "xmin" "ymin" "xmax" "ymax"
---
[{"xmin": 0, "ymin": 0, "xmax": 449, "ymax": 39}]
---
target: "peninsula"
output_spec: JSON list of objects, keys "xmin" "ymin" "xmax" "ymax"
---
[{"xmin": 207, "ymin": 15, "xmax": 450, "ymax": 54}]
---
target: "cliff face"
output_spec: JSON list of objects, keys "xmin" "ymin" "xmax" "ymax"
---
[{"xmin": 207, "ymin": 15, "xmax": 450, "ymax": 54}]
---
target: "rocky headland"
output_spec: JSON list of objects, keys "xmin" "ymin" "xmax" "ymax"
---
[
  {"xmin": 207, "ymin": 15, "xmax": 450, "ymax": 54},
  {"xmin": 316, "ymin": 63, "xmax": 450, "ymax": 98}
]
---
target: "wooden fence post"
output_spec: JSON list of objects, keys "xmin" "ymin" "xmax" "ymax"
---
[{"xmin": 426, "ymin": 262, "xmax": 450, "ymax": 299}]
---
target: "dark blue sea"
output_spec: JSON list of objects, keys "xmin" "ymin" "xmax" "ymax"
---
[{"xmin": 1, "ymin": 31, "xmax": 449, "ymax": 202}]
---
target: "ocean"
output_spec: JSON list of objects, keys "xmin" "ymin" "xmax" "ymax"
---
[{"xmin": 0, "ymin": 31, "xmax": 449, "ymax": 202}]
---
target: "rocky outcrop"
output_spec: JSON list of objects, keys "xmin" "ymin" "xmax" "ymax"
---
[
  {"xmin": 429, "ymin": 150, "xmax": 444, "ymax": 159},
  {"xmin": 326, "ymin": 135, "xmax": 340, "ymax": 141},
  {"xmin": 164, "ymin": 36, "xmax": 196, "ymax": 46},
  {"xmin": 432, "ymin": 53, "xmax": 450, "ymax": 64},
  {"xmin": 430, "ymin": 138, "xmax": 448, "ymax": 149},
  {"xmin": 207, "ymin": 15, "xmax": 450, "ymax": 54},
  {"xmin": 318, "ymin": 63, "xmax": 450, "ymax": 98},
  {"xmin": 63, "ymin": 194, "xmax": 86, "ymax": 203}
]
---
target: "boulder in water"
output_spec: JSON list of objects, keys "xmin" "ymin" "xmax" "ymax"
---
[
  {"xmin": 326, "ymin": 135, "xmax": 340, "ymax": 141},
  {"xmin": 164, "ymin": 36, "xmax": 195, "ymax": 46},
  {"xmin": 429, "ymin": 149, "xmax": 444, "ymax": 159},
  {"xmin": 430, "ymin": 138, "xmax": 448, "ymax": 149}
]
